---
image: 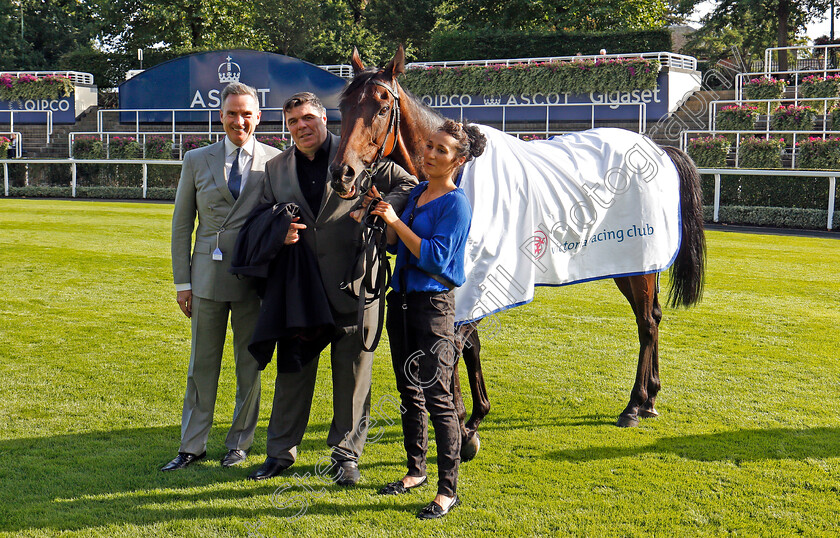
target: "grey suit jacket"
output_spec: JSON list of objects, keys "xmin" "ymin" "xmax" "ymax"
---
[
  {"xmin": 261, "ymin": 132, "xmax": 417, "ymax": 316},
  {"xmin": 171, "ymin": 139, "xmax": 283, "ymax": 302}
]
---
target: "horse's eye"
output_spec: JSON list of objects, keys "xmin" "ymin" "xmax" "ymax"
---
[{"xmin": 378, "ymin": 106, "xmax": 390, "ymax": 116}]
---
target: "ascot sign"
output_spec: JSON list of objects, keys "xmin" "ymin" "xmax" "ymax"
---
[
  {"xmin": 422, "ymin": 87, "xmax": 663, "ymax": 108},
  {"xmin": 119, "ymin": 50, "xmax": 347, "ymax": 122},
  {"xmin": 417, "ymin": 70, "xmax": 700, "ymax": 123}
]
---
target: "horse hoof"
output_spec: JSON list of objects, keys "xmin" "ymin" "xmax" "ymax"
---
[
  {"xmin": 461, "ymin": 434, "xmax": 481, "ymax": 462},
  {"xmin": 639, "ymin": 407, "xmax": 659, "ymax": 418},
  {"xmin": 616, "ymin": 414, "xmax": 639, "ymax": 428}
]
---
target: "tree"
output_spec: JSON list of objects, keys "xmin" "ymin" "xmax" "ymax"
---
[
  {"xmin": 99, "ymin": 0, "xmax": 263, "ymax": 53},
  {"xmin": 303, "ymin": 0, "xmax": 386, "ymax": 65},
  {"xmin": 680, "ymin": 0, "xmax": 831, "ymax": 72},
  {"xmin": 1, "ymin": 0, "xmax": 103, "ymax": 70},
  {"xmin": 364, "ymin": 0, "xmax": 446, "ymax": 59},
  {"xmin": 0, "ymin": 1, "xmax": 26, "ymax": 69},
  {"xmin": 441, "ymin": 0, "xmax": 675, "ymax": 32},
  {"xmin": 681, "ymin": 12, "xmax": 778, "ymax": 68},
  {"xmin": 251, "ymin": 0, "xmax": 321, "ymax": 57}
]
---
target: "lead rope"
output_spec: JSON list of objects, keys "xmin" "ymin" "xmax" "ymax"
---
[
  {"xmin": 338, "ymin": 198, "xmax": 392, "ymax": 352},
  {"xmin": 349, "ymin": 78, "xmax": 402, "ymax": 351},
  {"xmin": 357, "ymin": 211, "xmax": 391, "ymax": 352}
]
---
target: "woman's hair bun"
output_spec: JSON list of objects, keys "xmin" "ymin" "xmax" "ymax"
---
[
  {"xmin": 439, "ymin": 119, "xmax": 486, "ymax": 163},
  {"xmin": 463, "ymin": 124, "xmax": 486, "ymax": 160}
]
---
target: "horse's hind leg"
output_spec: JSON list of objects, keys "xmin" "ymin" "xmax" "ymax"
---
[
  {"xmin": 614, "ymin": 274, "xmax": 662, "ymax": 428},
  {"xmin": 450, "ymin": 354, "xmax": 469, "ymax": 454},
  {"xmin": 455, "ymin": 321, "xmax": 489, "ymax": 461},
  {"xmin": 639, "ymin": 291, "xmax": 662, "ymax": 419}
]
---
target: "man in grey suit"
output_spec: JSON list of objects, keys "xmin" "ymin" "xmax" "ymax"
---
[
  {"xmin": 248, "ymin": 92, "xmax": 417, "ymax": 484},
  {"xmin": 163, "ymin": 82, "xmax": 282, "ymax": 471}
]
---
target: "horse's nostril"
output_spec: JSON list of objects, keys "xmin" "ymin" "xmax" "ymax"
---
[
  {"xmin": 329, "ymin": 164, "xmax": 344, "ymax": 181},
  {"xmin": 329, "ymin": 163, "xmax": 356, "ymax": 183}
]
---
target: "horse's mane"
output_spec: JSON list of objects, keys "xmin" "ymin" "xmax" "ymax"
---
[{"xmin": 399, "ymin": 82, "xmax": 446, "ymax": 134}]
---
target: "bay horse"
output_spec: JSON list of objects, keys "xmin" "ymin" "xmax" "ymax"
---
[{"xmin": 329, "ymin": 46, "xmax": 706, "ymax": 460}]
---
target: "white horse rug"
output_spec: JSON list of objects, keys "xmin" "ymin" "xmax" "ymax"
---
[{"xmin": 454, "ymin": 126, "xmax": 681, "ymax": 324}]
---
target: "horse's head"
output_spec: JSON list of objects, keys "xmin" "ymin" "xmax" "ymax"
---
[{"xmin": 329, "ymin": 46, "xmax": 405, "ymax": 198}]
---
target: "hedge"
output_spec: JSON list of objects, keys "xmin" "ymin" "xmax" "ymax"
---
[
  {"xmin": 425, "ymin": 29, "xmax": 672, "ymax": 62},
  {"xmin": 703, "ymin": 205, "xmax": 840, "ymax": 230},
  {"xmin": 3, "ymin": 161, "xmax": 180, "ymax": 191},
  {"xmin": 8, "ymin": 186, "xmax": 176, "ymax": 200},
  {"xmin": 9, "ymin": 186, "xmax": 73, "ymax": 198},
  {"xmin": 700, "ymin": 173, "xmax": 837, "ymax": 209}
]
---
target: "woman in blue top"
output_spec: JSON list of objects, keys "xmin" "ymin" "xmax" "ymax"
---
[{"xmin": 368, "ymin": 119, "xmax": 486, "ymax": 519}]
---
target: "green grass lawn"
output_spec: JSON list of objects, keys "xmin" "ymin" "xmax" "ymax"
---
[{"xmin": 1, "ymin": 199, "xmax": 838, "ymax": 537}]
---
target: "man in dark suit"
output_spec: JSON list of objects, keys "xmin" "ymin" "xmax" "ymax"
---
[
  {"xmin": 163, "ymin": 82, "xmax": 282, "ymax": 471},
  {"xmin": 248, "ymin": 92, "xmax": 417, "ymax": 484}
]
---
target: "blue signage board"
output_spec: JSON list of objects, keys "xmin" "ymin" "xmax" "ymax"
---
[
  {"xmin": 118, "ymin": 50, "xmax": 347, "ymax": 123},
  {"xmin": 418, "ymin": 73, "xmax": 670, "ymax": 124},
  {"xmin": 0, "ymin": 96, "xmax": 76, "ymax": 124}
]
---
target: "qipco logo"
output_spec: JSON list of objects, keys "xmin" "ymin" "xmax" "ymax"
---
[{"xmin": 23, "ymin": 99, "xmax": 71, "ymax": 112}]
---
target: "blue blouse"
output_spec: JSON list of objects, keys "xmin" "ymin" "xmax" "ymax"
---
[{"xmin": 390, "ymin": 182, "xmax": 472, "ymax": 293}]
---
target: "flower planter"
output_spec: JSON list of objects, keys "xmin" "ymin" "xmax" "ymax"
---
[
  {"xmin": 688, "ymin": 136, "xmax": 730, "ymax": 167},
  {"xmin": 401, "ymin": 57, "xmax": 661, "ymax": 97},
  {"xmin": 0, "ymin": 73, "xmax": 74, "ymax": 102},
  {"xmin": 739, "ymin": 136, "xmax": 785, "ymax": 169},
  {"xmin": 800, "ymin": 74, "xmax": 840, "ymax": 113},
  {"xmin": 771, "ymin": 105, "xmax": 816, "ymax": 132},
  {"xmin": 717, "ymin": 105, "xmax": 759, "ymax": 142},
  {"xmin": 743, "ymin": 76, "xmax": 786, "ymax": 114},
  {"xmin": 796, "ymin": 137, "xmax": 840, "ymax": 170}
]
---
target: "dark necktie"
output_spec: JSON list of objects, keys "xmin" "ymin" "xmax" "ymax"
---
[{"xmin": 229, "ymin": 148, "xmax": 242, "ymax": 200}]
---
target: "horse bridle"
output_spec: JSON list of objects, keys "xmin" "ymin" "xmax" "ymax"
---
[
  {"xmin": 356, "ymin": 78, "xmax": 401, "ymax": 196},
  {"xmin": 370, "ymin": 78, "xmax": 401, "ymax": 165},
  {"xmin": 339, "ymin": 77, "xmax": 401, "ymax": 352}
]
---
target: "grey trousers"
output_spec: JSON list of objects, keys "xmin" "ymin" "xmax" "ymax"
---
[
  {"xmin": 179, "ymin": 293, "xmax": 262, "ymax": 455},
  {"xmin": 265, "ymin": 312, "xmax": 374, "ymax": 466}
]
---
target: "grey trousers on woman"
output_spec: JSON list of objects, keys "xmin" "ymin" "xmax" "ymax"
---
[{"xmin": 386, "ymin": 290, "xmax": 461, "ymax": 497}]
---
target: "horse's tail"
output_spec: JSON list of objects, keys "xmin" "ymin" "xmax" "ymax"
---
[{"xmin": 662, "ymin": 145, "xmax": 706, "ymax": 308}]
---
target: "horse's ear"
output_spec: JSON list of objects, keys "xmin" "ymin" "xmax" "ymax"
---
[
  {"xmin": 383, "ymin": 44, "xmax": 405, "ymax": 80},
  {"xmin": 351, "ymin": 47, "xmax": 365, "ymax": 75}
]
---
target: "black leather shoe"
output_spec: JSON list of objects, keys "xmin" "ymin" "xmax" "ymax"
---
[
  {"xmin": 379, "ymin": 476, "xmax": 428, "ymax": 495},
  {"xmin": 417, "ymin": 496, "xmax": 460, "ymax": 519},
  {"xmin": 160, "ymin": 451, "xmax": 205, "ymax": 471},
  {"xmin": 330, "ymin": 459, "xmax": 360, "ymax": 486},
  {"xmin": 221, "ymin": 449, "xmax": 249, "ymax": 467},
  {"xmin": 248, "ymin": 457, "xmax": 289, "ymax": 481}
]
